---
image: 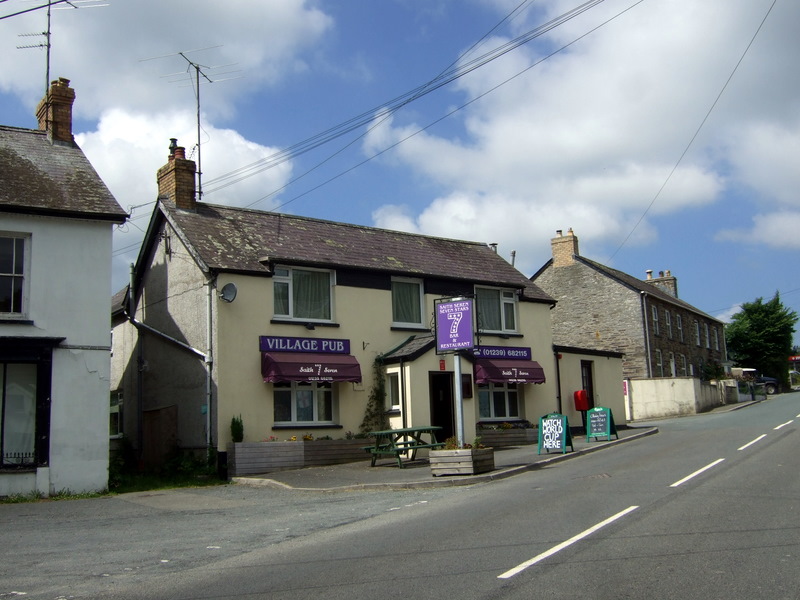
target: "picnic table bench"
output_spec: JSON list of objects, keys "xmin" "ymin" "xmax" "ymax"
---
[{"xmin": 363, "ymin": 426, "xmax": 445, "ymax": 467}]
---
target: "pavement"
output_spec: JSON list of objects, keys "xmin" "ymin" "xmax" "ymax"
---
[
  {"xmin": 231, "ymin": 425, "xmax": 658, "ymax": 492},
  {"xmin": 230, "ymin": 400, "xmax": 765, "ymax": 492}
]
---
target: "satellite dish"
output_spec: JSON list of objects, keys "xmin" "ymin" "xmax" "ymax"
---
[{"xmin": 219, "ymin": 282, "xmax": 237, "ymax": 303}]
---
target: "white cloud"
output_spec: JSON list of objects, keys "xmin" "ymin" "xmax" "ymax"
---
[{"xmin": 715, "ymin": 212, "xmax": 800, "ymax": 250}]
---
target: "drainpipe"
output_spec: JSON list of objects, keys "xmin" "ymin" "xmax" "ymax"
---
[
  {"xmin": 640, "ymin": 291, "xmax": 652, "ymax": 377},
  {"xmin": 205, "ymin": 278, "xmax": 214, "ymax": 453},
  {"xmin": 400, "ymin": 358, "xmax": 407, "ymax": 430},
  {"xmin": 554, "ymin": 348, "xmax": 563, "ymax": 414}
]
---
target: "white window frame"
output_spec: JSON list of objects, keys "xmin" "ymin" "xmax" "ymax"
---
[
  {"xmin": 704, "ymin": 323, "xmax": 711, "ymax": 349},
  {"xmin": 0, "ymin": 233, "xmax": 30, "ymax": 318},
  {"xmin": 110, "ymin": 390, "xmax": 123, "ymax": 439},
  {"xmin": 694, "ymin": 321, "xmax": 701, "ymax": 346},
  {"xmin": 273, "ymin": 381, "xmax": 335, "ymax": 425},
  {"xmin": 475, "ymin": 286, "xmax": 518, "ymax": 334},
  {"xmin": 652, "ymin": 306, "xmax": 659, "ymax": 336},
  {"xmin": 390, "ymin": 277, "xmax": 424, "ymax": 327},
  {"xmin": 654, "ymin": 349, "xmax": 663, "ymax": 377},
  {"xmin": 713, "ymin": 327, "xmax": 720, "ymax": 351},
  {"xmin": 478, "ymin": 382, "xmax": 520, "ymax": 419},
  {"xmin": 680, "ymin": 354, "xmax": 688, "ymax": 376},
  {"xmin": 677, "ymin": 314, "xmax": 684, "ymax": 342},
  {"xmin": 272, "ymin": 265, "xmax": 334, "ymax": 323},
  {"xmin": 665, "ymin": 312, "xmax": 672, "ymax": 338},
  {"xmin": 386, "ymin": 371, "xmax": 401, "ymax": 410}
]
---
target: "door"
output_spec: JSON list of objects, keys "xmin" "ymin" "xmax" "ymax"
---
[
  {"xmin": 580, "ymin": 360, "xmax": 596, "ymax": 409},
  {"xmin": 429, "ymin": 373, "xmax": 454, "ymax": 442}
]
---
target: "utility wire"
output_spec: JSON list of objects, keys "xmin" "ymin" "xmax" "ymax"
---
[
  {"xmin": 1, "ymin": 0, "xmax": 69, "ymax": 19},
  {"xmin": 202, "ymin": 0, "xmax": 606, "ymax": 196},
  {"xmin": 606, "ymin": 0, "xmax": 778, "ymax": 262}
]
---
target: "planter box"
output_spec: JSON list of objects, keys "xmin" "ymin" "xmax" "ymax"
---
[
  {"xmin": 477, "ymin": 428, "xmax": 536, "ymax": 448},
  {"xmin": 228, "ymin": 439, "xmax": 370, "ymax": 477},
  {"xmin": 429, "ymin": 447, "xmax": 495, "ymax": 476}
]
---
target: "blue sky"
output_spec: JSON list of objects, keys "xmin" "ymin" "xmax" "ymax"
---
[{"xmin": 2, "ymin": 0, "xmax": 798, "ymax": 346}]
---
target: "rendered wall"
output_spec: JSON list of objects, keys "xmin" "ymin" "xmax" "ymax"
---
[{"xmin": 556, "ymin": 351, "xmax": 625, "ymax": 427}]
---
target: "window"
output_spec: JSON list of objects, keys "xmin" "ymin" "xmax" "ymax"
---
[
  {"xmin": 0, "ymin": 235, "xmax": 27, "ymax": 316},
  {"xmin": 676, "ymin": 314, "xmax": 683, "ymax": 342},
  {"xmin": 478, "ymin": 383, "xmax": 519, "ymax": 419},
  {"xmin": 391, "ymin": 278, "xmax": 424, "ymax": 326},
  {"xmin": 713, "ymin": 327, "xmax": 720, "ymax": 351},
  {"xmin": 694, "ymin": 321, "xmax": 701, "ymax": 346},
  {"xmin": 669, "ymin": 352, "xmax": 676, "ymax": 377},
  {"xmin": 679, "ymin": 354, "xmax": 688, "ymax": 376},
  {"xmin": 110, "ymin": 390, "xmax": 123, "ymax": 438},
  {"xmin": 654, "ymin": 349, "xmax": 663, "ymax": 377},
  {"xmin": 1, "ymin": 362, "xmax": 37, "ymax": 466},
  {"xmin": 652, "ymin": 306, "xmax": 659, "ymax": 336},
  {"xmin": 273, "ymin": 381, "xmax": 333, "ymax": 424},
  {"xmin": 273, "ymin": 266, "xmax": 333, "ymax": 321},
  {"xmin": 386, "ymin": 372, "xmax": 400, "ymax": 410},
  {"xmin": 704, "ymin": 323, "xmax": 710, "ymax": 349},
  {"xmin": 665, "ymin": 312, "xmax": 672, "ymax": 338},
  {"xmin": 476, "ymin": 287, "xmax": 517, "ymax": 333}
]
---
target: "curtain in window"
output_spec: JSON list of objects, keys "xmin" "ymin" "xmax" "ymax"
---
[
  {"xmin": 274, "ymin": 281, "xmax": 289, "ymax": 316},
  {"xmin": 476, "ymin": 288, "xmax": 501, "ymax": 331},
  {"xmin": 293, "ymin": 270, "xmax": 330, "ymax": 320},
  {"xmin": 1, "ymin": 363, "xmax": 37, "ymax": 465},
  {"xmin": 392, "ymin": 280, "xmax": 421, "ymax": 324}
]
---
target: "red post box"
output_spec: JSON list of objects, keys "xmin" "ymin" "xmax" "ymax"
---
[{"xmin": 573, "ymin": 389, "xmax": 590, "ymax": 412}]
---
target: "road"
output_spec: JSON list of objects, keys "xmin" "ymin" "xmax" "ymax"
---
[{"xmin": 2, "ymin": 392, "xmax": 799, "ymax": 599}]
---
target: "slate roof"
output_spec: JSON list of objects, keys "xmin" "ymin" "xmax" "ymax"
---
[
  {"xmin": 0, "ymin": 125, "xmax": 127, "ymax": 222},
  {"xmin": 576, "ymin": 256, "xmax": 723, "ymax": 323},
  {"xmin": 158, "ymin": 199, "xmax": 554, "ymax": 303}
]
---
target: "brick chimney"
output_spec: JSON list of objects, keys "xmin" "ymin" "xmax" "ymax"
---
[
  {"xmin": 35, "ymin": 77, "xmax": 75, "ymax": 145},
  {"xmin": 551, "ymin": 228, "xmax": 580, "ymax": 267},
  {"xmin": 157, "ymin": 139, "xmax": 197, "ymax": 211},
  {"xmin": 647, "ymin": 269, "xmax": 679, "ymax": 298}
]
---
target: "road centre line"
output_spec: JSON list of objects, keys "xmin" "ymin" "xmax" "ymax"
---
[
  {"xmin": 774, "ymin": 420, "xmax": 794, "ymax": 430},
  {"xmin": 669, "ymin": 458, "xmax": 725, "ymax": 488},
  {"xmin": 497, "ymin": 506, "xmax": 639, "ymax": 579},
  {"xmin": 738, "ymin": 434, "xmax": 767, "ymax": 451}
]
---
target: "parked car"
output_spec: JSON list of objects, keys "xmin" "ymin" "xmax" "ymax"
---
[{"xmin": 756, "ymin": 375, "xmax": 779, "ymax": 395}]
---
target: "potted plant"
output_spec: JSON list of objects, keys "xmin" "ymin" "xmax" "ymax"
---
[{"xmin": 429, "ymin": 436, "xmax": 495, "ymax": 476}]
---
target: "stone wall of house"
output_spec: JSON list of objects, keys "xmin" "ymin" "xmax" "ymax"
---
[{"xmin": 535, "ymin": 262, "xmax": 647, "ymax": 379}]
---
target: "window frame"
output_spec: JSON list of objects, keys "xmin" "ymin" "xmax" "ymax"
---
[
  {"xmin": 477, "ymin": 382, "xmax": 520, "ymax": 420},
  {"xmin": 272, "ymin": 265, "xmax": 334, "ymax": 323},
  {"xmin": 713, "ymin": 327, "xmax": 720, "ymax": 351},
  {"xmin": 676, "ymin": 314, "xmax": 684, "ymax": 342},
  {"xmin": 390, "ymin": 277, "xmax": 425, "ymax": 328},
  {"xmin": 665, "ymin": 311, "xmax": 672, "ymax": 338},
  {"xmin": 273, "ymin": 381, "xmax": 335, "ymax": 426},
  {"xmin": 654, "ymin": 349, "xmax": 663, "ymax": 377},
  {"xmin": 652, "ymin": 306, "xmax": 659, "ymax": 336},
  {"xmin": 386, "ymin": 371, "xmax": 401, "ymax": 411},
  {"xmin": 475, "ymin": 286, "xmax": 518, "ymax": 334},
  {"xmin": 694, "ymin": 320, "xmax": 701, "ymax": 346},
  {"xmin": 0, "ymin": 234, "xmax": 30, "ymax": 318},
  {"xmin": 110, "ymin": 390, "xmax": 123, "ymax": 439},
  {"xmin": 704, "ymin": 323, "xmax": 711, "ymax": 349}
]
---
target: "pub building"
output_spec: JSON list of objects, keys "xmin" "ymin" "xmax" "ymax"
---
[{"xmin": 111, "ymin": 143, "xmax": 624, "ymax": 472}]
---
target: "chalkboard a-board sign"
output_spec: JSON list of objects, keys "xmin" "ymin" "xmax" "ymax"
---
[
  {"xmin": 586, "ymin": 407, "xmax": 618, "ymax": 442},
  {"xmin": 538, "ymin": 413, "xmax": 573, "ymax": 454}
]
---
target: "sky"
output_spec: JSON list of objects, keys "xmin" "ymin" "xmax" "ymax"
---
[{"xmin": 1, "ymin": 0, "xmax": 798, "ymax": 346}]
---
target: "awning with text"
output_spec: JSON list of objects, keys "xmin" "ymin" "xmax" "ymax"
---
[
  {"xmin": 473, "ymin": 358, "xmax": 546, "ymax": 384},
  {"xmin": 261, "ymin": 352, "xmax": 362, "ymax": 383}
]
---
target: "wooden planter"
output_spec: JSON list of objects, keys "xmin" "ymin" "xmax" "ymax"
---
[
  {"xmin": 429, "ymin": 447, "xmax": 495, "ymax": 477},
  {"xmin": 228, "ymin": 439, "xmax": 370, "ymax": 477},
  {"xmin": 477, "ymin": 428, "xmax": 536, "ymax": 448}
]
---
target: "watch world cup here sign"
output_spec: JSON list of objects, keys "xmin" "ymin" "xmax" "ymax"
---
[{"xmin": 435, "ymin": 298, "xmax": 474, "ymax": 353}]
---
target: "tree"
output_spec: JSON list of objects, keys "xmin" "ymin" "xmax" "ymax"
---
[{"xmin": 725, "ymin": 293, "xmax": 797, "ymax": 386}]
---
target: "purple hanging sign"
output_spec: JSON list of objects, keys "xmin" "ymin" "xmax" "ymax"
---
[{"xmin": 435, "ymin": 298, "xmax": 474, "ymax": 353}]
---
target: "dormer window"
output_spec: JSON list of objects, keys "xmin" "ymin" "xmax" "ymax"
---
[
  {"xmin": 273, "ymin": 266, "xmax": 333, "ymax": 322},
  {"xmin": 476, "ymin": 286, "xmax": 517, "ymax": 333}
]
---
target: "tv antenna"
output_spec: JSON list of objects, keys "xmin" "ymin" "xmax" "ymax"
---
[
  {"xmin": 140, "ymin": 46, "xmax": 242, "ymax": 201},
  {"xmin": 16, "ymin": 0, "xmax": 110, "ymax": 97}
]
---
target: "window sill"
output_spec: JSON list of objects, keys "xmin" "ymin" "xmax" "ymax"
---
[
  {"xmin": 0, "ymin": 318, "xmax": 34, "ymax": 325},
  {"xmin": 384, "ymin": 409, "xmax": 401, "ymax": 415},
  {"xmin": 272, "ymin": 424, "xmax": 343, "ymax": 430},
  {"xmin": 270, "ymin": 319, "xmax": 340, "ymax": 328},
  {"xmin": 390, "ymin": 325, "xmax": 429, "ymax": 332},
  {"xmin": 478, "ymin": 332, "xmax": 524, "ymax": 339}
]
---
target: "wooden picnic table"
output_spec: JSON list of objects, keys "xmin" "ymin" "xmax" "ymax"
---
[{"xmin": 364, "ymin": 426, "xmax": 445, "ymax": 467}]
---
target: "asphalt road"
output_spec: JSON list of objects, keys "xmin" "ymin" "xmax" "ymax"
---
[{"xmin": 2, "ymin": 392, "xmax": 799, "ymax": 599}]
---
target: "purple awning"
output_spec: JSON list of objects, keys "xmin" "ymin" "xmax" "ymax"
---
[
  {"xmin": 474, "ymin": 358, "xmax": 546, "ymax": 384},
  {"xmin": 261, "ymin": 352, "xmax": 362, "ymax": 383}
]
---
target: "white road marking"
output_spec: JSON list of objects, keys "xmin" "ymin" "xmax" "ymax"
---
[
  {"xmin": 738, "ymin": 434, "xmax": 767, "ymax": 451},
  {"xmin": 497, "ymin": 506, "xmax": 639, "ymax": 579},
  {"xmin": 774, "ymin": 420, "xmax": 793, "ymax": 430},
  {"xmin": 669, "ymin": 458, "xmax": 725, "ymax": 487}
]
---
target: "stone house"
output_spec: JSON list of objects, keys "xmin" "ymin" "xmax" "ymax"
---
[
  {"xmin": 1, "ymin": 78, "xmax": 127, "ymax": 496},
  {"xmin": 531, "ymin": 229, "xmax": 727, "ymax": 382}
]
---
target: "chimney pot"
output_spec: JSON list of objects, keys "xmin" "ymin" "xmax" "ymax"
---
[
  {"xmin": 556, "ymin": 229, "xmax": 563, "ymax": 236},
  {"xmin": 646, "ymin": 270, "xmax": 653, "ymax": 280}
]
